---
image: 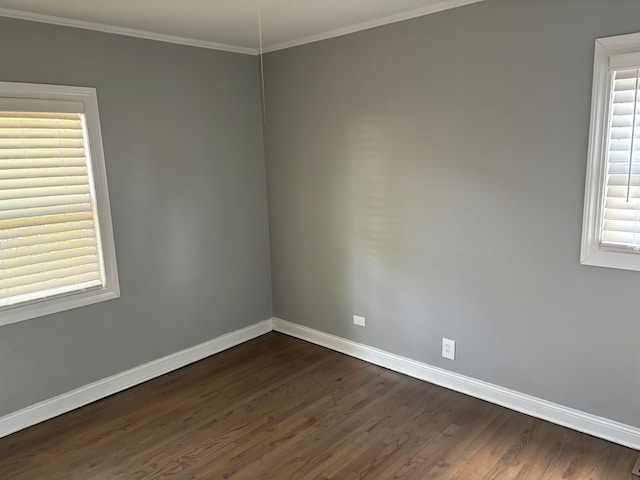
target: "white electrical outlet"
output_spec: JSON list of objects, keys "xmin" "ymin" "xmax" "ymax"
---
[
  {"xmin": 442, "ymin": 338, "xmax": 456, "ymax": 360},
  {"xmin": 353, "ymin": 315, "xmax": 366, "ymax": 327}
]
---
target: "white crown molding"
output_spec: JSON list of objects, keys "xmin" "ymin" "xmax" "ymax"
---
[
  {"xmin": 262, "ymin": 0, "xmax": 486, "ymax": 53},
  {"xmin": 272, "ymin": 318, "xmax": 640, "ymax": 450},
  {"xmin": 0, "ymin": 1, "xmax": 486, "ymax": 56},
  {"xmin": 0, "ymin": 7, "xmax": 259, "ymax": 55},
  {"xmin": 0, "ymin": 318, "xmax": 273, "ymax": 438}
]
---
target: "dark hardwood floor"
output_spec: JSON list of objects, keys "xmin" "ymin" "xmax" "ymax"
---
[{"xmin": 0, "ymin": 332, "xmax": 636, "ymax": 479}]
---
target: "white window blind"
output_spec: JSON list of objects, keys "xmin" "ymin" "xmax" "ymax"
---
[
  {"xmin": 601, "ymin": 67, "xmax": 640, "ymax": 251},
  {"xmin": 0, "ymin": 109, "xmax": 105, "ymax": 308},
  {"xmin": 581, "ymin": 32, "xmax": 640, "ymax": 271}
]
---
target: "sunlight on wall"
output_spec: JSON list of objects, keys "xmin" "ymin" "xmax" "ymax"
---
[
  {"xmin": 337, "ymin": 116, "xmax": 424, "ymax": 343},
  {"xmin": 343, "ymin": 117, "xmax": 394, "ymax": 288}
]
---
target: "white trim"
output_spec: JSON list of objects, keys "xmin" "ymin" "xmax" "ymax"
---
[
  {"xmin": 0, "ymin": 318, "xmax": 273, "ymax": 438},
  {"xmin": 597, "ymin": 31, "xmax": 640, "ymax": 52},
  {"xmin": 581, "ymin": 33, "xmax": 640, "ymax": 271},
  {"xmin": 0, "ymin": 1, "xmax": 487, "ymax": 56},
  {"xmin": 0, "ymin": 81, "xmax": 120, "ymax": 326},
  {"xmin": 580, "ymin": 40, "xmax": 614, "ymax": 268},
  {"xmin": 0, "ymin": 7, "xmax": 258, "ymax": 56},
  {"xmin": 272, "ymin": 318, "xmax": 640, "ymax": 450},
  {"xmin": 262, "ymin": 0, "xmax": 486, "ymax": 53},
  {"xmin": 5, "ymin": 316, "xmax": 637, "ymax": 450},
  {"xmin": 610, "ymin": 51, "xmax": 640, "ymax": 70}
]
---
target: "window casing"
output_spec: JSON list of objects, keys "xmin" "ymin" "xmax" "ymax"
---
[
  {"xmin": 0, "ymin": 82, "xmax": 119, "ymax": 326},
  {"xmin": 581, "ymin": 32, "xmax": 640, "ymax": 271}
]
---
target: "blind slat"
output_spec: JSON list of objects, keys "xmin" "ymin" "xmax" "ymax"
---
[
  {"xmin": 0, "ymin": 255, "xmax": 99, "ymax": 281},
  {"xmin": 603, "ymin": 219, "xmax": 640, "ymax": 233},
  {"xmin": 0, "ymin": 211, "xmax": 93, "ymax": 230},
  {"xmin": 2, "ymin": 237, "xmax": 98, "ymax": 260},
  {"xmin": 1, "ymin": 245, "xmax": 98, "ymax": 269},
  {"xmin": 0, "ymin": 184, "xmax": 90, "ymax": 201},
  {"xmin": 0, "ymin": 175, "xmax": 90, "ymax": 190},
  {"xmin": 0, "ymin": 127, "xmax": 83, "ymax": 140},
  {"xmin": 0, "ymin": 148, "xmax": 85, "ymax": 160},
  {"xmin": 0, "ymin": 219, "xmax": 95, "ymax": 240},
  {"xmin": 0, "ymin": 166, "xmax": 87, "ymax": 180},
  {"xmin": 0, "ymin": 119, "xmax": 82, "ymax": 130},
  {"xmin": 0, "ymin": 193, "xmax": 92, "ymax": 212},
  {"xmin": 0, "ymin": 272, "xmax": 101, "ymax": 300},
  {"xmin": 605, "ymin": 186, "xmax": 640, "ymax": 198},
  {"xmin": 0, "ymin": 259, "xmax": 99, "ymax": 289},
  {"xmin": 604, "ymin": 208, "xmax": 640, "ymax": 221},
  {"xmin": 1, "ymin": 228, "xmax": 96, "ymax": 250},
  {"xmin": 606, "ymin": 174, "xmax": 640, "ymax": 186}
]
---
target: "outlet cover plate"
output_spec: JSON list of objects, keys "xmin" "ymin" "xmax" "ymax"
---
[
  {"xmin": 442, "ymin": 338, "xmax": 456, "ymax": 360},
  {"xmin": 353, "ymin": 315, "xmax": 365, "ymax": 327}
]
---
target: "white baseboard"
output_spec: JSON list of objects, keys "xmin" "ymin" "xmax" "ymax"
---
[
  {"xmin": 272, "ymin": 317, "xmax": 640, "ymax": 450},
  {"xmin": 4, "ymin": 316, "xmax": 639, "ymax": 451},
  {"xmin": 0, "ymin": 318, "xmax": 273, "ymax": 439}
]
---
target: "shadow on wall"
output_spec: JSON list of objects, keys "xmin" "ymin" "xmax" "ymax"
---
[
  {"xmin": 331, "ymin": 113, "xmax": 510, "ymax": 354},
  {"xmin": 336, "ymin": 116, "xmax": 428, "ymax": 345}
]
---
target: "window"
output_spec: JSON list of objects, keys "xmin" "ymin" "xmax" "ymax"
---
[
  {"xmin": 581, "ymin": 32, "xmax": 640, "ymax": 271},
  {"xmin": 0, "ymin": 82, "xmax": 119, "ymax": 326}
]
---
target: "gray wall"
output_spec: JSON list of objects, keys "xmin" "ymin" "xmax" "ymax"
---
[
  {"xmin": 3, "ymin": 0, "xmax": 640, "ymax": 431},
  {"xmin": 263, "ymin": 0, "xmax": 640, "ymax": 427},
  {"xmin": 0, "ymin": 17, "xmax": 272, "ymax": 416}
]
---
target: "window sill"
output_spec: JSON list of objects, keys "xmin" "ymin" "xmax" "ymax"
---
[{"xmin": 0, "ymin": 286, "xmax": 120, "ymax": 327}]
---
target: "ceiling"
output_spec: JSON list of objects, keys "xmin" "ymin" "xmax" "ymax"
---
[{"xmin": 0, "ymin": 0, "xmax": 484, "ymax": 55}]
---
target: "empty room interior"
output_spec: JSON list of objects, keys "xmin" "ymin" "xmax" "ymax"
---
[{"xmin": 1, "ymin": 0, "xmax": 640, "ymax": 478}]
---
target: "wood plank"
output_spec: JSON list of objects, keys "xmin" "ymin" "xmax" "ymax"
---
[{"xmin": 0, "ymin": 332, "xmax": 636, "ymax": 479}]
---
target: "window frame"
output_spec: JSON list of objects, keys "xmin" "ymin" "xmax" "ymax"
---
[
  {"xmin": 581, "ymin": 32, "xmax": 640, "ymax": 271},
  {"xmin": 0, "ymin": 81, "xmax": 119, "ymax": 326}
]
